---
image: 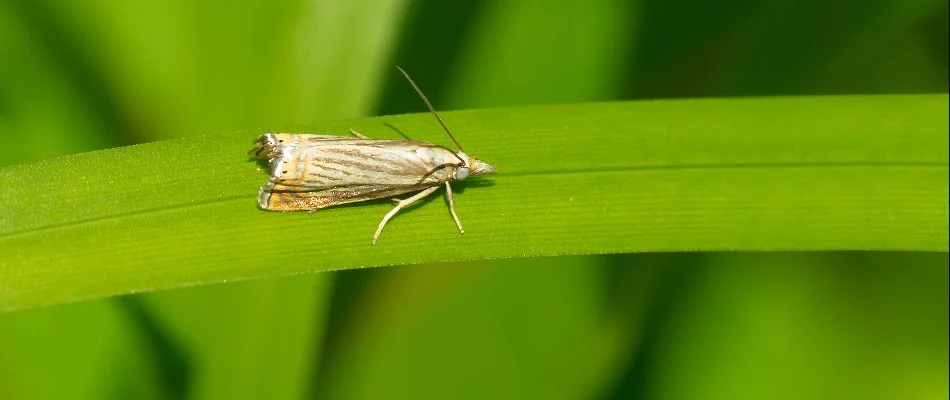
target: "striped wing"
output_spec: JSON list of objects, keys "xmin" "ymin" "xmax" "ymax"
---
[
  {"xmin": 259, "ymin": 183, "xmax": 434, "ymax": 211},
  {"xmin": 255, "ymin": 134, "xmax": 459, "ymax": 211}
]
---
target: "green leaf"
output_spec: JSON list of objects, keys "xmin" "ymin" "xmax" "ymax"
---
[
  {"xmin": 138, "ymin": 276, "xmax": 332, "ymax": 400},
  {"xmin": 641, "ymin": 252, "xmax": 949, "ymax": 400},
  {"xmin": 313, "ymin": 256, "xmax": 644, "ymax": 399},
  {"xmin": 1, "ymin": 94, "xmax": 947, "ymax": 311},
  {"xmin": 0, "ymin": 301, "xmax": 168, "ymax": 400}
]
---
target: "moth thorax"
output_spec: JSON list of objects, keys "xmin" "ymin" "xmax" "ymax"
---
[{"xmin": 454, "ymin": 151, "xmax": 471, "ymax": 180}]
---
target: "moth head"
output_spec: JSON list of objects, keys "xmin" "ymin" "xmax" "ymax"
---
[{"xmin": 454, "ymin": 151, "xmax": 496, "ymax": 180}]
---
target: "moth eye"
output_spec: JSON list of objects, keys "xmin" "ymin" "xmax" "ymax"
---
[{"xmin": 455, "ymin": 166, "xmax": 470, "ymax": 180}]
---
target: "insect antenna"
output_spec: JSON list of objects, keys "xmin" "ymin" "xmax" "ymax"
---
[{"xmin": 396, "ymin": 66, "xmax": 465, "ymax": 152}]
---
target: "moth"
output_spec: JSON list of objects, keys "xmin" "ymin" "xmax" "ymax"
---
[{"xmin": 249, "ymin": 66, "xmax": 496, "ymax": 244}]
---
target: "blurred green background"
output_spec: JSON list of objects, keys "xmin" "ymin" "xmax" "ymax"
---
[{"xmin": 0, "ymin": 0, "xmax": 947, "ymax": 399}]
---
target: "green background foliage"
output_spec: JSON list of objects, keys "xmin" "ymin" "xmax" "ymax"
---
[{"xmin": 0, "ymin": 0, "xmax": 947, "ymax": 399}]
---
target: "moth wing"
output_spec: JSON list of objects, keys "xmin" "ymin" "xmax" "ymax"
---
[
  {"xmin": 258, "ymin": 138, "xmax": 459, "ymax": 211},
  {"xmin": 276, "ymin": 134, "xmax": 428, "ymax": 150},
  {"xmin": 267, "ymin": 139, "xmax": 457, "ymax": 190},
  {"xmin": 251, "ymin": 133, "xmax": 421, "ymax": 159},
  {"xmin": 259, "ymin": 183, "xmax": 435, "ymax": 211}
]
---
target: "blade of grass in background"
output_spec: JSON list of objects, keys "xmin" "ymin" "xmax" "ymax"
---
[
  {"xmin": 0, "ymin": 301, "xmax": 169, "ymax": 400},
  {"xmin": 443, "ymin": 0, "xmax": 632, "ymax": 107},
  {"xmin": 318, "ymin": 252, "xmax": 948, "ymax": 399},
  {"xmin": 628, "ymin": 0, "xmax": 948, "ymax": 97},
  {"xmin": 315, "ymin": 256, "xmax": 653, "ymax": 399},
  {"xmin": 0, "ymin": 4, "xmax": 122, "ymax": 163},
  {"xmin": 638, "ymin": 252, "xmax": 949, "ymax": 400},
  {"xmin": 137, "ymin": 276, "xmax": 331, "ymax": 400},
  {"xmin": 1, "ymin": 94, "xmax": 946, "ymax": 312}
]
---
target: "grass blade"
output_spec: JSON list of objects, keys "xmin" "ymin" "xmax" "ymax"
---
[{"xmin": 1, "ymin": 94, "xmax": 947, "ymax": 311}]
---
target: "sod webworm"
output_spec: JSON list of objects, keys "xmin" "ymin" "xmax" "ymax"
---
[{"xmin": 249, "ymin": 67, "xmax": 495, "ymax": 244}]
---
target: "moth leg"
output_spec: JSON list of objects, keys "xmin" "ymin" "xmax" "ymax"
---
[
  {"xmin": 348, "ymin": 129, "xmax": 370, "ymax": 139},
  {"xmin": 444, "ymin": 182, "xmax": 464, "ymax": 234},
  {"xmin": 373, "ymin": 186, "xmax": 440, "ymax": 244}
]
